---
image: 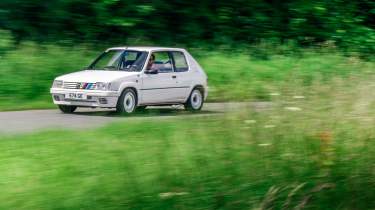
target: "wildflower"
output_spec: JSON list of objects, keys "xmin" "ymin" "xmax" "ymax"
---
[
  {"xmin": 264, "ymin": 125, "xmax": 276, "ymax": 128},
  {"xmin": 244, "ymin": 119, "xmax": 256, "ymax": 124},
  {"xmin": 281, "ymin": 153, "xmax": 294, "ymax": 157},
  {"xmin": 316, "ymin": 131, "xmax": 335, "ymax": 174},
  {"xmin": 318, "ymin": 131, "xmax": 332, "ymax": 143},
  {"xmin": 159, "ymin": 192, "xmax": 189, "ymax": 199},
  {"xmin": 293, "ymin": 95, "xmax": 305, "ymax": 99},
  {"xmin": 285, "ymin": 107, "xmax": 302, "ymax": 111}
]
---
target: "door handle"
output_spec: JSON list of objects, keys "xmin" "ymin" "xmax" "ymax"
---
[{"xmin": 172, "ymin": 75, "xmax": 177, "ymax": 79}]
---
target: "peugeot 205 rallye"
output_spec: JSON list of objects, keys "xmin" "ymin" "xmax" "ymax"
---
[{"xmin": 50, "ymin": 47, "xmax": 208, "ymax": 114}]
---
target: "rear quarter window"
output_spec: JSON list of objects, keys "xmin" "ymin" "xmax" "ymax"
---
[{"xmin": 172, "ymin": 51, "xmax": 189, "ymax": 72}]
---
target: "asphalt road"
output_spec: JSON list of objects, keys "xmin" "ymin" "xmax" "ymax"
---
[{"xmin": 0, "ymin": 102, "xmax": 272, "ymax": 135}]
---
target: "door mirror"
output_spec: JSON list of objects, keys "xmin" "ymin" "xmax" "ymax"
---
[{"xmin": 145, "ymin": 69, "xmax": 159, "ymax": 74}]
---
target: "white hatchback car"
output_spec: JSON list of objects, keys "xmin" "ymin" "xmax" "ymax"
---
[{"xmin": 50, "ymin": 47, "xmax": 208, "ymax": 114}]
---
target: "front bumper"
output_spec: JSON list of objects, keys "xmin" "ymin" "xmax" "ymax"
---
[{"xmin": 50, "ymin": 88, "xmax": 119, "ymax": 108}]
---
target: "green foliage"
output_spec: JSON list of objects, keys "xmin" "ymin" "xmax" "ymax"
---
[
  {"xmin": 0, "ymin": 0, "xmax": 374, "ymax": 54},
  {"xmin": 0, "ymin": 30, "xmax": 13, "ymax": 52}
]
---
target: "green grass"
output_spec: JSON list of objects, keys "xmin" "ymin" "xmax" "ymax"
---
[
  {"xmin": 0, "ymin": 44, "xmax": 374, "ymax": 209},
  {"xmin": 0, "ymin": 74, "xmax": 374, "ymax": 209},
  {"xmin": 0, "ymin": 43, "xmax": 374, "ymax": 110},
  {"xmin": 0, "ymin": 43, "xmax": 96, "ymax": 110}
]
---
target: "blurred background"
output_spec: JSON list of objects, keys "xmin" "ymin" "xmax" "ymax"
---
[
  {"xmin": 0, "ymin": 1, "xmax": 374, "ymax": 210},
  {"xmin": 0, "ymin": 0, "xmax": 374, "ymax": 49},
  {"xmin": 0, "ymin": 0, "xmax": 374, "ymax": 109}
]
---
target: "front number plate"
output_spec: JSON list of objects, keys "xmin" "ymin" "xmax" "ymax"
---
[{"xmin": 66, "ymin": 93, "xmax": 87, "ymax": 100}]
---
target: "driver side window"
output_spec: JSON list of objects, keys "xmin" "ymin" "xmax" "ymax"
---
[{"xmin": 149, "ymin": 51, "xmax": 173, "ymax": 73}]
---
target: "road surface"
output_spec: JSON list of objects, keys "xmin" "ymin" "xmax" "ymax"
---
[{"xmin": 0, "ymin": 102, "xmax": 271, "ymax": 135}]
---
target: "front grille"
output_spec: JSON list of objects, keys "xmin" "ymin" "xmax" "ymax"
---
[{"xmin": 63, "ymin": 82, "xmax": 96, "ymax": 90}]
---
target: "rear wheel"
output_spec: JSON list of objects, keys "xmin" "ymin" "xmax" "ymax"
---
[
  {"xmin": 185, "ymin": 88, "xmax": 204, "ymax": 111},
  {"xmin": 58, "ymin": 105, "xmax": 77, "ymax": 113},
  {"xmin": 116, "ymin": 88, "xmax": 137, "ymax": 114}
]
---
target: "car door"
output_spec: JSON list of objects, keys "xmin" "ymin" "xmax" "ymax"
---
[
  {"xmin": 171, "ymin": 51, "xmax": 192, "ymax": 101},
  {"xmin": 140, "ymin": 51, "xmax": 180, "ymax": 104}
]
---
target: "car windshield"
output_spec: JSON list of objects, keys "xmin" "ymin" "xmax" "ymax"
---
[{"xmin": 88, "ymin": 50, "xmax": 148, "ymax": 71}]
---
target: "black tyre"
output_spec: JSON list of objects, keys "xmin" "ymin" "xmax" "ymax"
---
[
  {"xmin": 184, "ymin": 88, "xmax": 204, "ymax": 111},
  {"xmin": 116, "ymin": 88, "xmax": 137, "ymax": 114},
  {"xmin": 58, "ymin": 105, "xmax": 77, "ymax": 113}
]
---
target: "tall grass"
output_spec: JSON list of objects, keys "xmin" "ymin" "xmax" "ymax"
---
[
  {"xmin": 0, "ymin": 43, "xmax": 374, "ymax": 110},
  {"xmin": 0, "ymin": 43, "xmax": 95, "ymax": 99},
  {"xmin": 0, "ymin": 74, "xmax": 374, "ymax": 209}
]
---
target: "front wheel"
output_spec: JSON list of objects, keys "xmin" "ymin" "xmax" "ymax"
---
[
  {"xmin": 58, "ymin": 105, "xmax": 77, "ymax": 113},
  {"xmin": 184, "ymin": 88, "xmax": 204, "ymax": 111},
  {"xmin": 116, "ymin": 89, "xmax": 137, "ymax": 114}
]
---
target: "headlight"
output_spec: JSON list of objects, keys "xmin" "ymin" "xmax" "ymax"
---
[
  {"xmin": 52, "ymin": 80, "xmax": 63, "ymax": 88},
  {"xmin": 96, "ymin": 82, "xmax": 111, "ymax": 91}
]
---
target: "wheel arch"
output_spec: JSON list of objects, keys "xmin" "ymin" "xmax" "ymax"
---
[
  {"xmin": 194, "ymin": 85, "xmax": 205, "ymax": 95},
  {"xmin": 118, "ymin": 86, "xmax": 139, "ymax": 106},
  {"xmin": 184, "ymin": 84, "xmax": 205, "ymax": 103}
]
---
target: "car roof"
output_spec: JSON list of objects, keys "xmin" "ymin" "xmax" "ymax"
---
[{"xmin": 106, "ymin": 46, "xmax": 186, "ymax": 52}]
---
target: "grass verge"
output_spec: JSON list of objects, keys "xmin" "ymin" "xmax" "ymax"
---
[{"xmin": 0, "ymin": 74, "xmax": 374, "ymax": 209}]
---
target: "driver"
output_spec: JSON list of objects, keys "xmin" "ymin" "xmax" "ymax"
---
[{"xmin": 147, "ymin": 53, "xmax": 156, "ymax": 70}]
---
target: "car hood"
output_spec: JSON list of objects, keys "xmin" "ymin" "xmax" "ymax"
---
[{"xmin": 55, "ymin": 70, "xmax": 139, "ymax": 83}]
